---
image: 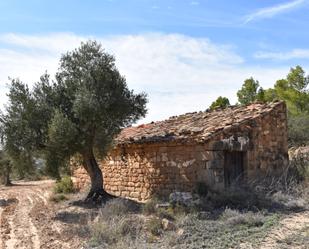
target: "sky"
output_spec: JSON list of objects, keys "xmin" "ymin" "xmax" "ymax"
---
[{"xmin": 0, "ymin": 0, "xmax": 309, "ymax": 123}]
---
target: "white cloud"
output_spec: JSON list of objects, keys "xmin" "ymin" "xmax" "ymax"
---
[
  {"xmin": 0, "ymin": 33, "xmax": 291, "ymax": 123},
  {"xmin": 190, "ymin": 1, "xmax": 199, "ymax": 6},
  {"xmin": 255, "ymin": 49, "xmax": 309, "ymax": 60},
  {"xmin": 244, "ymin": 0, "xmax": 305, "ymax": 23}
]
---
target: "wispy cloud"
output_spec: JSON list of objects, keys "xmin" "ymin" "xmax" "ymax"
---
[
  {"xmin": 190, "ymin": 1, "xmax": 199, "ymax": 6},
  {"xmin": 244, "ymin": 0, "xmax": 305, "ymax": 23},
  {"xmin": 0, "ymin": 33, "xmax": 291, "ymax": 123},
  {"xmin": 255, "ymin": 49, "xmax": 309, "ymax": 60}
]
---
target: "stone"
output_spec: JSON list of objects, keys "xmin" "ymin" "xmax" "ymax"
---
[
  {"xmin": 177, "ymin": 228, "xmax": 184, "ymax": 236},
  {"xmin": 161, "ymin": 218, "xmax": 176, "ymax": 231},
  {"xmin": 169, "ymin": 192, "xmax": 197, "ymax": 207},
  {"xmin": 71, "ymin": 101, "xmax": 288, "ymax": 203}
]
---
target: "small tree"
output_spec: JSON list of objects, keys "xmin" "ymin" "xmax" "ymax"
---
[
  {"xmin": 237, "ymin": 77, "xmax": 262, "ymax": 105},
  {"xmin": 209, "ymin": 96, "xmax": 230, "ymax": 110},
  {"xmin": 1, "ymin": 41, "xmax": 148, "ymax": 201}
]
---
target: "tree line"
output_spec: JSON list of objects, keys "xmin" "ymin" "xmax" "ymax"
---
[{"xmin": 209, "ymin": 66, "xmax": 309, "ymax": 146}]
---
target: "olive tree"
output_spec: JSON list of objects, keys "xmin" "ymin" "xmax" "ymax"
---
[{"xmin": 1, "ymin": 41, "xmax": 147, "ymax": 201}]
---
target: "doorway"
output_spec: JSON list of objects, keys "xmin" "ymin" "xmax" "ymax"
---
[{"xmin": 224, "ymin": 151, "xmax": 245, "ymax": 187}]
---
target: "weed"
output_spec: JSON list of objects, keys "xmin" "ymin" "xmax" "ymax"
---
[
  {"xmin": 99, "ymin": 198, "xmax": 140, "ymax": 218},
  {"xmin": 142, "ymin": 198, "xmax": 159, "ymax": 215},
  {"xmin": 49, "ymin": 193, "xmax": 68, "ymax": 203},
  {"xmin": 146, "ymin": 217, "xmax": 162, "ymax": 236},
  {"xmin": 220, "ymin": 208, "xmax": 266, "ymax": 227},
  {"xmin": 90, "ymin": 215, "xmax": 143, "ymax": 246},
  {"xmin": 54, "ymin": 176, "xmax": 74, "ymax": 194}
]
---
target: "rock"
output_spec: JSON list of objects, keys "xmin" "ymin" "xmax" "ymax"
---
[
  {"xmin": 169, "ymin": 192, "xmax": 200, "ymax": 207},
  {"xmin": 161, "ymin": 218, "xmax": 176, "ymax": 231},
  {"xmin": 177, "ymin": 228, "xmax": 184, "ymax": 236},
  {"xmin": 155, "ymin": 203, "xmax": 170, "ymax": 209}
]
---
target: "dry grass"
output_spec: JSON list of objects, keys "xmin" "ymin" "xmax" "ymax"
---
[{"xmin": 84, "ymin": 159, "xmax": 308, "ymax": 249}]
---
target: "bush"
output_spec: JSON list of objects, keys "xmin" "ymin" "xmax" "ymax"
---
[
  {"xmin": 156, "ymin": 208, "xmax": 175, "ymax": 220},
  {"xmin": 142, "ymin": 198, "xmax": 159, "ymax": 215},
  {"xmin": 220, "ymin": 208, "xmax": 266, "ymax": 227},
  {"xmin": 288, "ymin": 114, "xmax": 309, "ymax": 147},
  {"xmin": 146, "ymin": 217, "xmax": 162, "ymax": 236},
  {"xmin": 90, "ymin": 215, "xmax": 143, "ymax": 246},
  {"xmin": 54, "ymin": 176, "xmax": 74, "ymax": 194},
  {"xmin": 49, "ymin": 193, "xmax": 68, "ymax": 203},
  {"xmin": 207, "ymin": 187, "xmax": 261, "ymax": 210},
  {"xmin": 99, "ymin": 198, "xmax": 140, "ymax": 218}
]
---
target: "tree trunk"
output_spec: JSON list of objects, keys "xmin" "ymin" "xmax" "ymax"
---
[
  {"xmin": 4, "ymin": 164, "xmax": 12, "ymax": 186},
  {"xmin": 82, "ymin": 150, "xmax": 113, "ymax": 202}
]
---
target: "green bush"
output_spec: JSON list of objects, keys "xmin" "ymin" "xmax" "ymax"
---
[
  {"xmin": 54, "ymin": 175, "xmax": 74, "ymax": 194},
  {"xmin": 288, "ymin": 114, "xmax": 309, "ymax": 146}
]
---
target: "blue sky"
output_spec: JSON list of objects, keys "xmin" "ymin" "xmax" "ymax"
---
[{"xmin": 0, "ymin": 0, "xmax": 309, "ymax": 123}]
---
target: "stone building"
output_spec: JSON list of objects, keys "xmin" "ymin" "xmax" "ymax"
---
[{"xmin": 72, "ymin": 101, "xmax": 288, "ymax": 202}]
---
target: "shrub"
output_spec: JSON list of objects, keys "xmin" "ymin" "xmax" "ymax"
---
[
  {"xmin": 220, "ymin": 208, "xmax": 266, "ymax": 227},
  {"xmin": 99, "ymin": 198, "xmax": 140, "ymax": 219},
  {"xmin": 142, "ymin": 198, "xmax": 159, "ymax": 215},
  {"xmin": 49, "ymin": 193, "xmax": 68, "ymax": 203},
  {"xmin": 207, "ymin": 187, "xmax": 261, "ymax": 210},
  {"xmin": 288, "ymin": 114, "xmax": 309, "ymax": 147},
  {"xmin": 146, "ymin": 217, "xmax": 162, "ymax": 236},
  {"xmin": 54, "ymin": 175, "xmax": 74, "ymax": 194},
  {"xmin": 90, "ymin": 215, "xmax": 143, "ymax": 246},
  {"xmin": 156, "ymin": 208, "xmax": 175, "ymax": 220}
]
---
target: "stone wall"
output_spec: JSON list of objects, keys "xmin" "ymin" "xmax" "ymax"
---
[{"xmin": 72, "ymin": 102, "xmax": 288, "ymax": 202}]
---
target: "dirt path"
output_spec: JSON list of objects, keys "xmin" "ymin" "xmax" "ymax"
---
[
  {"xmin": 0, "ymin": 180, "xmax": 87, "ymax": 249},
  {"xmin": 259, "ymin": 210, "xmax": 309, "ymax": 249}
]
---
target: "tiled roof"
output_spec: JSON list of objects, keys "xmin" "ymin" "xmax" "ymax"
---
[{"xmin": 116, "ymin": 101, "xmax": 285, "ymax": 145}]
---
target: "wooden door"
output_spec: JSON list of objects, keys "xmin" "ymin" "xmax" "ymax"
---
[{"xmin": 224, "ymin": 151, "xmax": 244, "ymax": 187}]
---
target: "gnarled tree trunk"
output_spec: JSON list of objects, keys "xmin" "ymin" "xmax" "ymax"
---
[{"xmin": 82, "ymin": 150, "xmax": 113, "ymax": 202}]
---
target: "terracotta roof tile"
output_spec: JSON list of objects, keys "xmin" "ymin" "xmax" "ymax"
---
[{"xmin": 116, "ymin": 101, "xmax": 285, "ymax": 145}]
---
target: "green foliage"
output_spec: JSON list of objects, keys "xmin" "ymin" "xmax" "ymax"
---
[
  {"xmin": 0, "ymin": 41, "xmax": 148, "ymax": 180},
  {"xmin": 209, "ymin": 96, "xmax": 230, "ymax": 110},
  {"xmin": 235, "ymin": 66, "xmax": 309, "ymax": 146},
  {"xmin": 54, "ymin": 175, "xmax": 74, "ymax": 194},
  {"xmin": 288, "ymin": 114, "xmax": 309, "ymax": 146},
  {"xmin": 237, "ymin": 77, "xmax": 262, "ymax": 105}
]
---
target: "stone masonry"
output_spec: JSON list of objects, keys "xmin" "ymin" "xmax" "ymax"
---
[{"xmin": 72, "ymin": 101, "xmax": 288, "ymax": 202}]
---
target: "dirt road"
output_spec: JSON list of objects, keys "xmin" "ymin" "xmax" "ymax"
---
[
  {"xmin": 259, "ymin": 210, "xmax": 309, "ymax": 249},
  {"xmin": 0, "ymin": 180, "xmax": 308, "ymax": 249},
  {"xmin": 0, "ymin": 180, "xmax": 87, "ymax": 249}
]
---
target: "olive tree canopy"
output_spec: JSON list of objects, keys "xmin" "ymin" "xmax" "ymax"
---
[{"xmin": 0, "ymin": 41, "xmax": 148, "ymax": 201}]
